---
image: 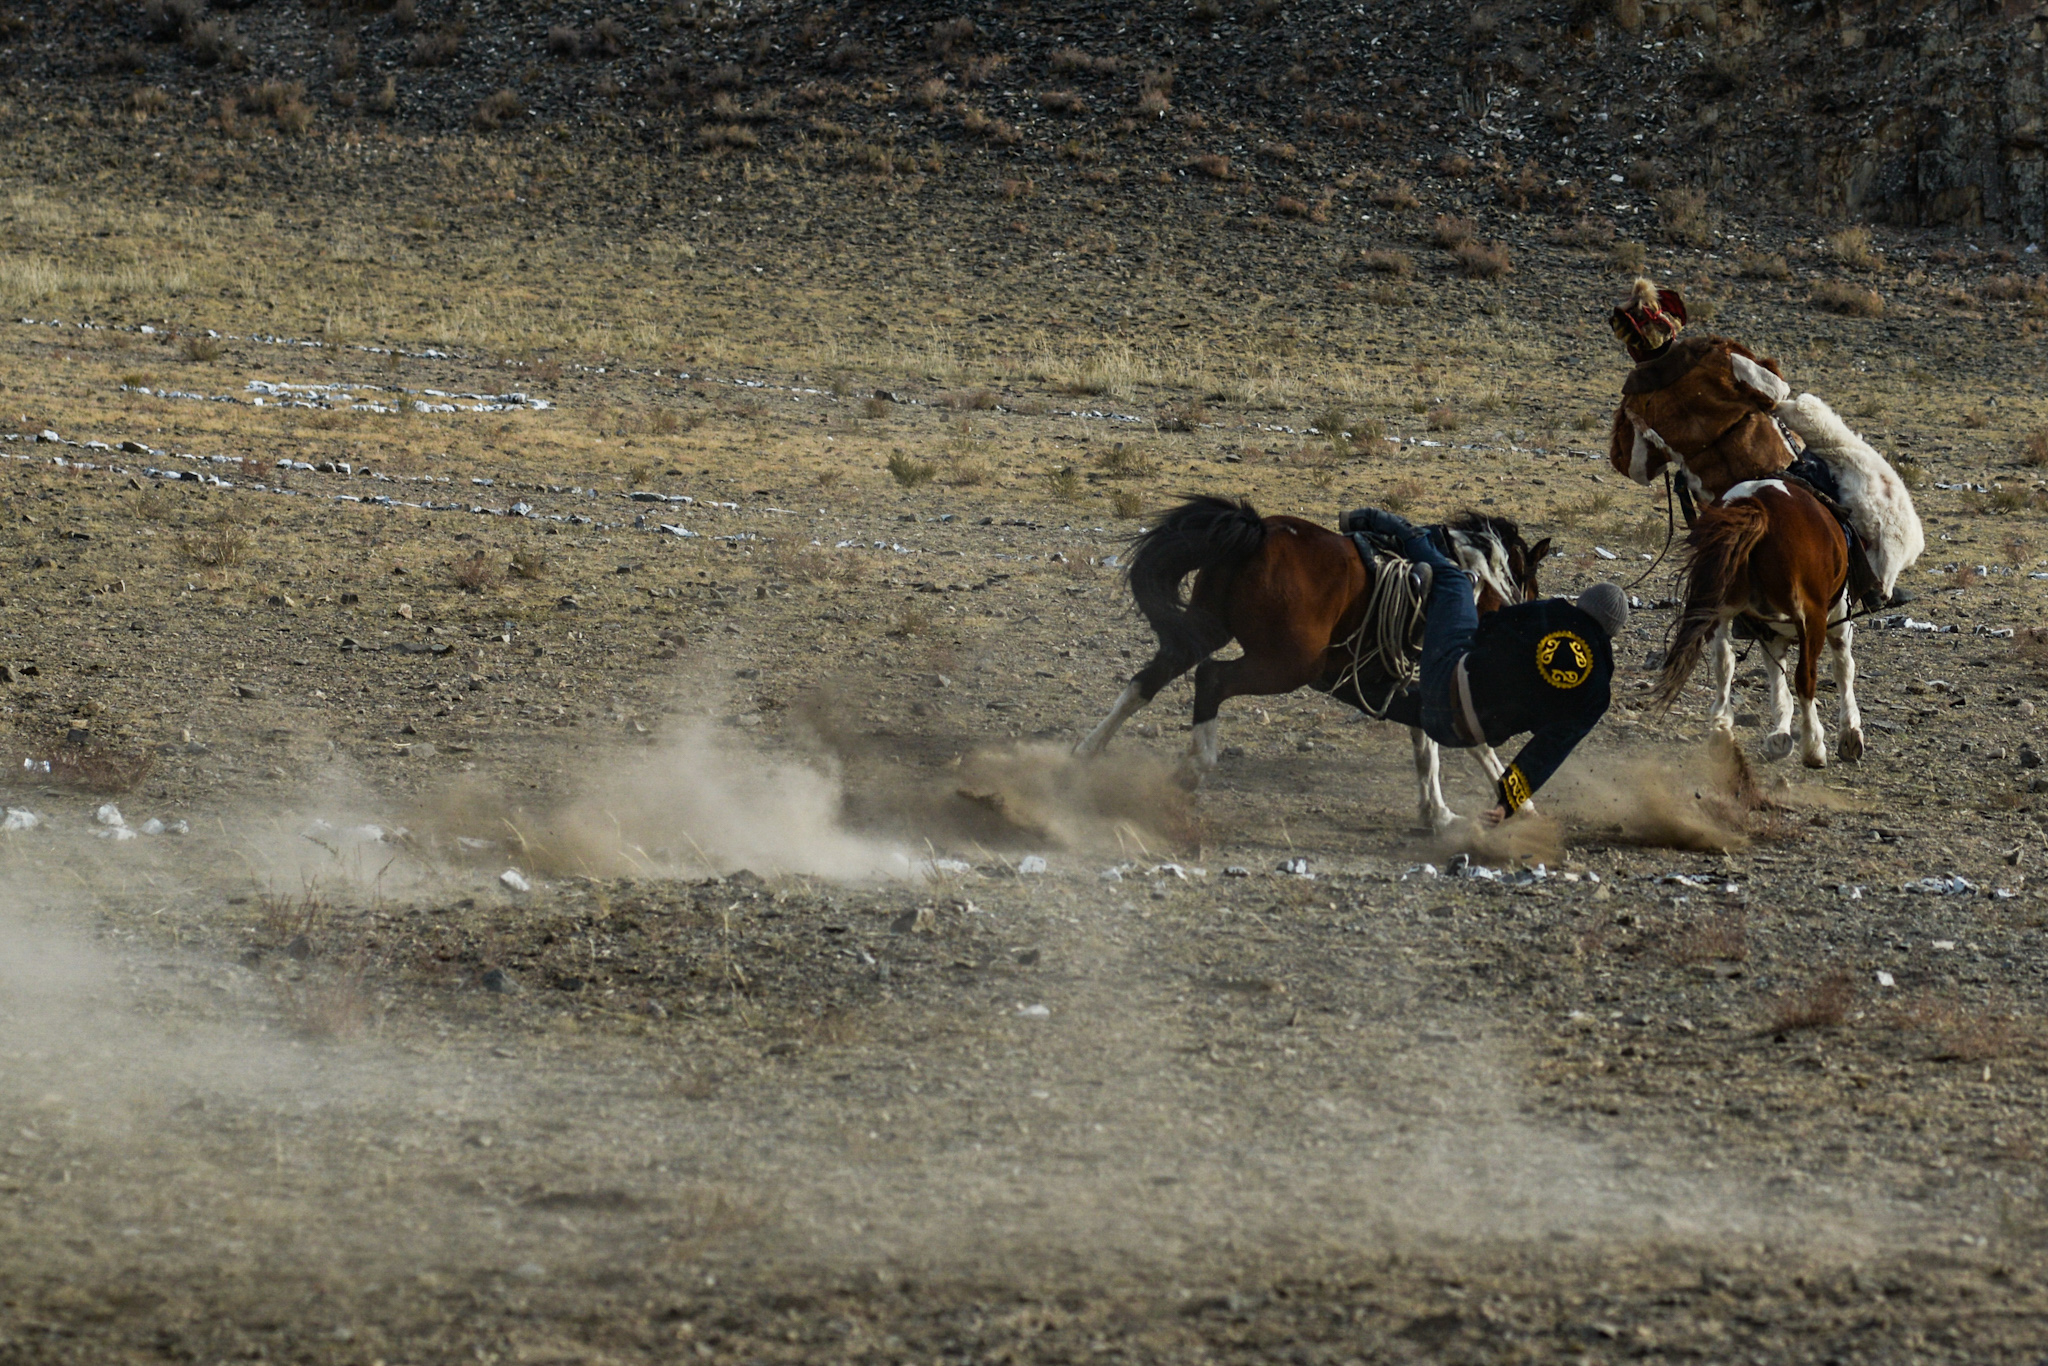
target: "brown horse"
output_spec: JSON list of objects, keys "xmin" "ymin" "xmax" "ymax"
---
[
  {"xmin": 1075, "ymin": 496, "xmax": 1549, "ymax": 830},
  {"xmin": 1652, "ymin": 478, "xmax": 1863, "ymax": 767}
]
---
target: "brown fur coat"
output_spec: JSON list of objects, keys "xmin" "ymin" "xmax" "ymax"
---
[{"xmin": 1608, "ymin": 336, "xmax": 1794, "ymax": 497}]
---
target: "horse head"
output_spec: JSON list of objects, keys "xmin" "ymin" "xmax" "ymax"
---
[{"xmin": 1441, "ymin": 513, "xmax": 1549, "ymax": 611}]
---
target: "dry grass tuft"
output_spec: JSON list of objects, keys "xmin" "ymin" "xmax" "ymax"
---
[
  {"xmin": 509, "ymin": 547, "xmax": 548, "ymax": 580},
  {"xmin": 2022, "ymin": 428, "xmax": 2048, "ymax": 468},
  {"xmin": 177, "ymin": 521, "xmax": 251, "ymax": 568},
  {"xmin": 1045, "ymin": 466, "xmax": 1085, "ymax": 502},
  {"xmin": 1099, "ymin": 444, "xmax": 1157, "ymax": 477},
  {"xmin": 1767, "ymin": 970, "xmax": 1853, "ymax": 1033},
  {"xmin": 1359, "ymin": 248, "xmax": 1415, "ymax": 277},
  {"xmin": 472, "ymin": 88, "xmax": 524, "ymax": 131},
  {"xmin": 1555, "ymin": 216, "xmax": 1615, "ymax": 251},
  {"xmin": 697, "ymin": 122, "xmax": 759, "ymax": 150},
  {"xmin": 1157, "ymin": 399, "xmax": 1207, "ymax": 431},
  {"xmin": 181, "ymin": 333, "xmax": 224, "ymax": 362},
  {"xmin": 1982, "ymin": 273, "xmax": 2048, "ymax": 305},
  {"xmin": 1828, "ymin": 225, "xmax": 1878, "ymax": 270},
  {"xmin": 887, "ymin": 452, "xmax": 936, "ymax": 487},
  {"xmin": 451, "ymin": 550, "xmax": 500, "ymax": 593},
  {"xmin": 1110, "ymin": 488, "xmax": 1144, "ymax": 519},
  {"xmin": 1813, "ymin": 281, "xmax": 1885, "ymax": 317},
  {"xmin": 1737, "ymin": 250, "xmax": 1793, "ymax": 280},
  {"xmin": 1424, "ymin": 405, "xmax": 1461, "ymax": 432},
  {"xmin": 1369, "ymin": 179, "xmax": 1420, "ymax": 210},
  {"xmin": 1431, "ymin": 214, "xmax": 1477, "ymax": 249},
  {"xmin": 1455, "ymin": 240, "xmax": 1512, "ymax": 279},
  {"xmin": 1187, "ymin": 153, "xmax": 1232, "ymax": 180},
  {"xmin": 1656, "ymin": 186, "xmax": 1712, "ymax": 246}
]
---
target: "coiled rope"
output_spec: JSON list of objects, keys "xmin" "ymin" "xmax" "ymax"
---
[{"xmin": 1333, "ymin": 553, "xmax": 1429, "ymax": 719}]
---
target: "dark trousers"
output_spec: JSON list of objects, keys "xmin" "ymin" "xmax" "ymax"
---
[{"xmin": 1381, "ymin": 538, "xmax": 1477, "ymax": 748}]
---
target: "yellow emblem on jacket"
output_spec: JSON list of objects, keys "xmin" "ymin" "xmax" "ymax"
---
[
  {"xmin": 1535, "ymin": 630, "xmax": 1593, "ymax": 689},
  {"xmin": 1500, "ymin": 763, "xmax": 1532, "ymax": 813}
]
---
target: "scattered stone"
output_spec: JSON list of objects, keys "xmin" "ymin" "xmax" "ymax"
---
[
  {"xmin": 95, "ymin": 803, "xmax": 124, "ymax": 827},
  {"xmin": 556, "ymin": 595, "xmax": 579, "ymax": 610},
  {"xmin": 1015, "ymin": 1002, "xmax": 1051, "ymax": 1018},
  {"xmin": 1017, "ymin": 854, "xmax": 1048, "ymax": 875},
  {"xmin": 481, "ymin": 967, "xmax": 512, "ymax": 993},
  {"xmin": 1, "ymin": 809, "xmax": 41, "ymax": 832},
  {"xmin": 890, "ymin": 906, "xmax": 936, "ymax": 935},
  {"xmin": 2022, "ymin": 745, "xmax": 2041, "ymax": 769},
  {"xmin": 1278, "ymin": 857, "xmax": 1312, "ymax": 877},
  {"xmin": 394, "ymin": 603, "xmax": 413, "ymax": 620},
  {"xmin": 234, "ymin": 683, "xmax": 267, "ymax": 699},
  {"xmin": 284, "ymin": 934, "xmax": 313, "ymax": 961},
  {"xmin": 499, "ymin": 868, "xmax": 532, "ymax": 893}
]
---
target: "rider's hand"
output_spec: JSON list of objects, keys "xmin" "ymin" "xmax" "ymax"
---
[{"xmin": 1481, "ymin": 805, "xmax": 1508, "ymax": 827}]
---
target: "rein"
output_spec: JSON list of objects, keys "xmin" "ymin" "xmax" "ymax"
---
[{"xmin": 1624, "ymin": 468, "xmax": 1681, "ymax": 591}]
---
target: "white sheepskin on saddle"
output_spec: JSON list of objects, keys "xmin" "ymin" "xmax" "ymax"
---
[{"xmin": 1774, "ymin": 392, "xmax": 1925, "ymax": 596}]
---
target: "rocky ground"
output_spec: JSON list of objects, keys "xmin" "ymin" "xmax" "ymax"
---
[{"xmin": 7, "ymin": 21, "xmax": 2048, "ymax": 1361}]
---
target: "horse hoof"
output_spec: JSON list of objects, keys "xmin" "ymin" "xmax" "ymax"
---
[
  {"xmin": 1172, "ymin": 761, "xmax": 1206, "ymax": 792},
  {"xmin": 1838, "ymin": 729, "xmax": 1865, "ymax": 763},
  {"xmin": 1802, "ymin": 749, "xmax": 1828, "ymax": 770},
  {"xmin": 1761, "ymin": 732, "xmax": 1795, "ymax": 762}
]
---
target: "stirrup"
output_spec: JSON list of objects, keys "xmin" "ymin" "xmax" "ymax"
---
[{"xmin": 1408, "ymin": 561, "xmax": 1433, "ymax": 599}]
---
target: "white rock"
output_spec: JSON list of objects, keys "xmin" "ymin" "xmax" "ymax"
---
[
  {"xmin": 1015, "ymin": 1003, "xmax": 1051, "ymax": 1018},
  {"xmin": 139, "ymin": 818, "xmax": 164, "ymax": 836},
  {"xmin": 94, "ymin": 825, "xmax": 138, "ymax": 841},
  {"xmin": 1593, "ymin": 545, "xmax": 1619, "ymax": 561},
  {"xmin": 1017, "ymin": 855, "xmax": 1048, "ymax": 875},
  {"xmin": 1, "ymin": 809, "xmax": 41, "ymax": 832},
  {"xmin": 1875, "ymin": 970, "xmax": 1896, "ymax": 988},
  {"xmin": 94, "ymin": 803, "xmax": 125, "ymax": 828},
  {"xmin": 500, "ymin": 869, "xmax": 532, "ymax": 893}
]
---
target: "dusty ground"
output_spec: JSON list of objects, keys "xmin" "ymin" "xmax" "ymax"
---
[{"xmin": 9, "ymin": 109, "xmax": 2048, "ymax": 1365}]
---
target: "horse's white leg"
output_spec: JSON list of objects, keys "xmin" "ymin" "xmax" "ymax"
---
[
  {"xmin": 1188, "ymin": 718, "xmax": 1221, "ymax": 769},
  {"xmin": 1412, "ymin": 728, "xmax": 1457, "ymax": 833},
  {"xmin": 1706, "ymin": 627, "xmax": 1739, "ymax": 736},
  {"xmin": 1074, "ymin": 680, "xmax": 1149, "ymax": 757},
  {"xmin": 1830, "ymin": 619, "xmax": 1864, "ymax": 762},
  {"xmin": 1760, "ymin": 634, "xmax": 1797, "ymax": 762}
]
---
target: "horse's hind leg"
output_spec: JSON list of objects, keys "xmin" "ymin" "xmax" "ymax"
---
[
  {"xmin": 1758, "ymin": 634, "xmax": 1798, "ymax": 762},
  {"xmin": 1412, "ymin": 729, "xmax": 1456, "ymax": 834},
  {"xmin": 1795, "ymin": 608, "xmax": 1828, "ymax": 769},
  {"xmin": 1074, "ymin": 651, "xmax": 1196, "ymax": 756},
  {"xmin": 1830, "ymin": 619, "xmax": 1864, "ymax": 762},
  {"xmin": 1705, "ymin": 626, "xmax": 1738, "ymax": 735},
  {"xmin": 1185, "ymin": 650, "xmax": 1317, "ymax": 785}
]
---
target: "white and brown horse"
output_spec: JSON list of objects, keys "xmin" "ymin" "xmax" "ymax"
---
[
  {"xmin": 1652, "ymin": 478, "xmax": 1863, "ymax": 767},
  {"xmin": 1075, "ymin": 497, "xmax": 1549, "ymax": 830}
]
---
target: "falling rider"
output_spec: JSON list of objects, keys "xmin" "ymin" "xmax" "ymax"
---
[{"xmin": 1347, "ymin": 508, "xmax": 1624, "ymax": 824}]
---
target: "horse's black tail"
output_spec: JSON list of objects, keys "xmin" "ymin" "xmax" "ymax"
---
[{"xmin": 1124, "ymin": 496, "xmax": 1266, "ymax": 689}]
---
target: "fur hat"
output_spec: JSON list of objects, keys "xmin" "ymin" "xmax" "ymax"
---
[
  {"xmin": 1609, "ymin": 278, "xmax": 1687, "ymax": 362},
  {"xmin": 1577, "ymin": 582, "xmax": 1630, "ymax": 638}
]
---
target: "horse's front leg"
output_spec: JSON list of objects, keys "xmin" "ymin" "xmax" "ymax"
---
[
  {"xmin": 1759, "ymin": 634, "xmax": 1798, "ymax": 762},
  {"xmin": 1411, "ymin": 728, "xmax": 1457, "ymax": 834},
  {"xmin": 1829, "ymin": 618, "xmax": 1864, "ymax": 762}
]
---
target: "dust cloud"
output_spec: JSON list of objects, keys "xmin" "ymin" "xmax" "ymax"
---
[
  {"xmin": 1540, "ymin": 736, "xmax": 1759, "ymax": 852},
  {"xmin": 949, "ymin": 741, "xmax": 1196, "ymax": 854},
  {"xmin": 425, "ymin": 719, "xmax": 914, "ymax": 880}
]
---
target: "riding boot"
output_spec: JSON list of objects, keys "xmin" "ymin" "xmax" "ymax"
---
[{"xmin": 1841, "ymin": 520, "xmax": 1884, "ymax": 612}]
